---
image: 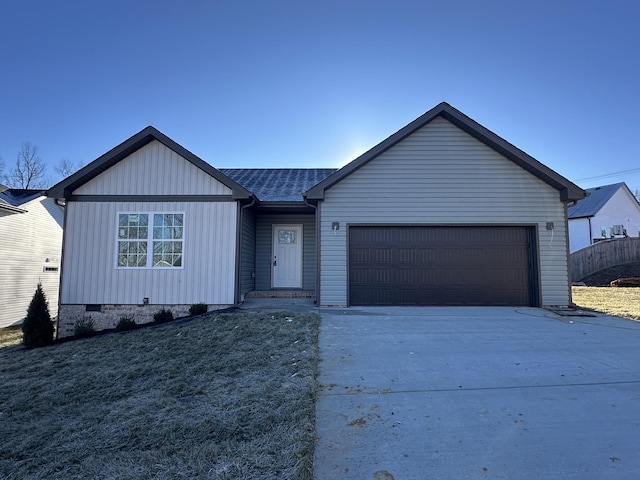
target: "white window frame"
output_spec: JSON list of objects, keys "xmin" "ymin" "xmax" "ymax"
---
[{"xmin": 115, "ymin": 211, "xmax": 185, "ymax": 269}]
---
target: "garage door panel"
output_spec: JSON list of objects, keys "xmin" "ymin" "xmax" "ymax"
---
[{"xmin": 348, "ymin": 226, "xmax": 536, "ymax": 306}]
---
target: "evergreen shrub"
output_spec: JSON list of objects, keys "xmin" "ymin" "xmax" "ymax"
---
[
  {"xmin": 22, "ymin": 283, "xmax": 54, "ymax": 349},
  {"xmin": 153, "ymin": 308, "xmax": 174, "ymax": 323},
  {"xmin": 115, "ymin": 315, "xmax": 137, "ymax": 331},
  {"xmin": 189, "ymin": 303, "xmax": 208, "ymax": 316}
]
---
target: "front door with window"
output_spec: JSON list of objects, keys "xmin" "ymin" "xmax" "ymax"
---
[{"xmin": 272, "ymin": 224, "xmax": 303, "ymax": 288}]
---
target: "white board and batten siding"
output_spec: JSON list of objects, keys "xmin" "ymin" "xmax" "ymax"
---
[
  {"xmin": 0, "ymin": 197, "xmax": 63, "ymax": 328},
  {"xmin": 319, "ymin": 117, "xmax": 570, "ymax": 306},
  {"xmin": 63, "ymin": 139, "xmax": 237, "ymax": 306},
  {"xmin": 74, "ymin": 140, "xmax": 233, "ymax": 196},
  {"xmin": 62, "ymin": 201, "xmax": 237, "ymax": 305}
]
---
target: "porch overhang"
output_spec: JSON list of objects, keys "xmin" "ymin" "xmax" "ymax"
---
[{"xmin": 252, "ymin": 201, "xmax": 316, "ymax": 215}]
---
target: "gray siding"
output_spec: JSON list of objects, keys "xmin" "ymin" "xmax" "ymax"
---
[
  {"xmin": 240, "ymin": 208, "xmax": 256, "ymax": 296},
  {"xmin": 255, "ymin": 214, "xmax": 316, "ymax": 291},
  {"xmin": 61, "ymin": 201, "xmax": 237, "ymax": 305},
  {"xmin": 0, "ymin": 197, "xmax": 63, "ymax": 327},
  {"xmin": 74, "ymin": 140, "xmax": 233, "ymax": 196},
  {"xmin": 318, "ymin": 117, "xmax": 569, "ymax": 306}
]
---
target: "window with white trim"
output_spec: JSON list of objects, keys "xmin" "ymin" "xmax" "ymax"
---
[{"xmin": 117, "ymin": 212, "xmax": 184, "ymax": 268}]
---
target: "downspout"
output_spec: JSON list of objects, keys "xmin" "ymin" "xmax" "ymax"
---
[
  {"xmin": 588, "ymin": 217, "xmax": 593, "ymax": 245},
  {"xmin": 564, "ymin": 201, "xmax": 573, "ymax": 307},
  {"xmin": 235, "ymin": 197, "xmax": 256, "ymax": 305},
  {"xmin": 304, "ymin": 197, "xmax": 319, "ymax": 304},
  {"xmin": 54, "ymin": 196, "xmax": 67, "ymax": 340}
]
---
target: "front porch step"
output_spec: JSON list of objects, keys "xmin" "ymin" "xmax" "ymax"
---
[{"xmin": 245, "ymin": 290, "xmax": 315, "ymax": 299}]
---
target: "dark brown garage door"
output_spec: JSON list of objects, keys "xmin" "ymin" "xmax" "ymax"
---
[{"xmin": 349, "ymin": 226, "xmax": 537, "ymax": 306}]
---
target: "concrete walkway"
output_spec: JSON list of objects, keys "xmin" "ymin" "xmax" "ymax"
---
[{"xmin": 313, "ymin": 307, "xmax": 640, "ymax": 479}]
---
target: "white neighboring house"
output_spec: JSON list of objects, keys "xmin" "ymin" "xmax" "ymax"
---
[
  {"xmin": 0, "ymin": 189, "xmax": 64, "ymax": 328},
  {"xmin": 568, "ymin": 182, "xmax": 640, "ymax": 253}
]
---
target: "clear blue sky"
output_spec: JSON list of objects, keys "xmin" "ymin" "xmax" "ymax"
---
[{"xmin": 1, "ymin": 0, "xmax": 638, "ymax": 190}]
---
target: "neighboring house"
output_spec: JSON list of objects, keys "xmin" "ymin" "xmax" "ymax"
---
[
  {"xmin": 568, "ymin": 182, "xmax": 640, "ymax": 253},
  {"xmin": 0, "ymin": 189, "xmax": 64, "ymax": 328},
  {"xmin": 47, "ymin": 102, "xmax": 585, "ymax": 337}
]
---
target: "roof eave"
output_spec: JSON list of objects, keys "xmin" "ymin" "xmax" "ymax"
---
[{"xmin": 0, "ymin": 203, "xmax": 27, "ymax": 214}]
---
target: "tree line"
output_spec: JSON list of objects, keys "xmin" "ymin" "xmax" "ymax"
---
[{"xmin": 0, "ymin": 142, "xmax": 81, "ymax": 189}]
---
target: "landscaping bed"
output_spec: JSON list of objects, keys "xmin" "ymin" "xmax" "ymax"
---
[
  {"xmin": 0, "ymin": 311, "xmax": 320, "ymax": 479},
  {"xmin": 579, "ymin": 262, "xmax": 640, "ymax": 286}
]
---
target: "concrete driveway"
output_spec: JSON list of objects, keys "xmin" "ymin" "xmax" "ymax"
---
[{"xmin": 314, "ymin": 307, "xmax": 640, "ymax": 479}]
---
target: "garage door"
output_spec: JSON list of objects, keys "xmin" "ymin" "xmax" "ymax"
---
[{"xmin": 348, "ymin": 226, "xmax": 537, "ymax": 306}]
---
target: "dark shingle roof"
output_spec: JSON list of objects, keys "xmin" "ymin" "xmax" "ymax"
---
[
  {"xmin": 568, "ymin": 183, "xmax": 626, "ymax": 219},
  {"xmin": 220, "ymin": 168, "xmax": 337, "ymax": 202},
  {"xmin": 0, "ymin": 189, "xmax": 45, "ymax": 207}
]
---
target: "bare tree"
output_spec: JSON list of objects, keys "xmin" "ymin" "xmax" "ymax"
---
[
  {"xmin": 54, "ymin": 157, "xmax": 80, "ymax": 180},
  {"xmin": 5, "ymin": 142, "xmax": 47, "ymax": 189}
]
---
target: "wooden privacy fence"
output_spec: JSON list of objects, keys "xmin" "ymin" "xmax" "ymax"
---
[{"xmin": 571, "ymin": 237, "xmax": 640, "ymax": 281}]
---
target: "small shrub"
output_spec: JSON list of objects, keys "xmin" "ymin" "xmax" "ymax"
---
[
  {"xmin": 153, "ymin": 308, "xmax": 174, "ymax": 323},
  {"xmin": 115, "ymin": 315, "xmax": 137, "ymax": 331},
  {"xmin": 22, "ymin": 283, "xmax": 54, "ymax": 349},
  {"xmin": 74, "ymin": 317, "xmax": 96, "ymax": 338},
  {"xmin": 189, "ymin": 303, "xmax": 208, "ymax": 316}
]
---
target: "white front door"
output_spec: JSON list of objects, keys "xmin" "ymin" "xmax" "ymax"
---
[{"xmin": 272, "ymin": 224, "xmax": 303, "ymax": 288}]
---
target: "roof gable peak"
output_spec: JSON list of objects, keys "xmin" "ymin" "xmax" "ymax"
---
[
  {"xmin": 47, "ymin": 126, "xmax": 252, "ymax": 200},
  {"xmin": 305, "ymin": 102, "xmax": 585, "ymax": 202}
]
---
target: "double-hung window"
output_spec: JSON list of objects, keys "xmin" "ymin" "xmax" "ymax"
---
[{"xmin": 117, "ymin": 212, "xmax": 184, "ymax": 268}]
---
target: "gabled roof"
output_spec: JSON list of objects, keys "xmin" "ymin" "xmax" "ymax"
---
[
  {"xmin": 0, "ymin": 198, "xmax": 25, "ymax": 214},
  {"xmin": 221, "ymin": 168, "xmax": 336, "ymax": 202},
  {"xmin": 0, "ymin": 189, "xmax": 44, "ymax": 214},
  {"xmin": 568, "ymin": 182, "xmax": 636, "ymax": 219},
  {"xmin": 305, "ymin": 102, "xmax": 585, "ymax": 202},
  {"xmin": 47, "ymin": 126, "xmax": 253, "ymax": 200},
  {"xmin": 0, "ymin": 189, "xmax": 45, "ymax": 206}
]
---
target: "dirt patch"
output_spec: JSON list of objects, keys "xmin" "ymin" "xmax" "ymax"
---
[
  {"xmin": 580, "ymin": 263, "xmax": 640, "ymax": 286},
  {"xmin": 348, "ymin": 417, "xmax": 367, "ymax": 427}
]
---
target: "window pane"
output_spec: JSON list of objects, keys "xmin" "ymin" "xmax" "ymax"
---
[
  {"xmin": 279, "ymin": 230, "xmax": 297, "ymax": 244},
  {"xmin": 119, "ymin": 213, "xmax": 182, "ymax": 268},
  {"xmin": 153, "ymin": 214, "xmax": 183, "ymax": 239},
  {"xmin": 136, "ymin": 254, "xmax": 147, "ymax": 267},
  {"xmin": 153, "ymin": 240, "xmax": 182, "ymax": 267},
  {"xmin": 118, "ymin": 240, "xmax": 147, "ymax": 268}
]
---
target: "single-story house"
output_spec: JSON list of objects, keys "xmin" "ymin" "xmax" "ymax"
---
[
  {"xmin": 47, "ymin": 102, "xmax": 585, "ymax": 337},
  {"xmin": 568, "ymin": 182, "xmax": 640, "ymax": 252},
  {"xmin": 0, "ymin": 189, "xmax": 64, "ymax": 328}
]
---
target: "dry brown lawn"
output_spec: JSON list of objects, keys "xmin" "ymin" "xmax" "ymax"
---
[
  {"xmin": 0, "ymin": 326, "xmax": 22, "ymax": 349},
  {"xmin": 572, "ymin": 286, "xmax": 640, "ymax": 321},
  {"xmin": 0, "ymin": 311, "xmax": 320, "ymax": 480}
]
